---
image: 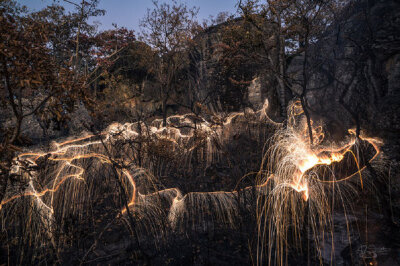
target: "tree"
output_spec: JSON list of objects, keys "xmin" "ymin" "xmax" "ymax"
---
[
  {"xmin": 0, "ymin": 0, "xmax": 88, "ymax": 207},
  {"xmin": 92, "ymin": 25, "xmax": 136, "ymax": 67},
  {"xmin": 88, "ymin": 25, "xmax": 136, "ymax": 99},
  {"xmin": 237, "ymin": 0, "xmax": 345, "ymax": 144},
  {"xmin": 139, "ymin": 0, "xmax": 200, "ymax": 126},
  {"xmin": 203, "ymin": 11, "xmax": 233, "ymax": 27},
  {"xmin": 61, "ymin": 0, "xmax": 105, "ymax": 74},
  {"xmin": 214, "ymin": 18, "xmax": 266, "ymax": 111},
  {"xmin": 238, "ymin": 0, "xmax": 291, "ymax": 117},
  {"xmin": 237, "ymin": 0, "xmax": 342, "ymax": 120},
  {"xmin": 284, "ymin": 0, "xmax": 341, "ymax": 144},
  {"xmin": 28, "ymin": 1, "xmax": 105, "ymax": 75},
  {"xmin": 0, "ymin": 1, "xmax": 85, "ymax": 142}
]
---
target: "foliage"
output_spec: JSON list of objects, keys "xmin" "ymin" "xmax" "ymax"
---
[
  {"xmin": 215, "ymin": 18, "xmax": 265, "ymax": 110},
  {"xmin": 0, "ymin": 1, "xmax": 84, "ymax": 146},
  {"xmin": 0, "ymin": 0, "xmax": 394, "ymax": 265},
  {"xmin": 139, "ymin": 0, "xmax": 201, "ymax": 125},
  {"xmin": 0, "ymin": 1, "xmax": 86, "ymax": 212},
  {"xmin": 236, "ymin": 0, "xmax": 346, "ymax": 117},
  {"xmin": 92, "ymin": 25, "xmax": 136, "ymax": 68},
  {"xmin": 29, "ymin": 1, "xmax": 104, "ymax": 72}
]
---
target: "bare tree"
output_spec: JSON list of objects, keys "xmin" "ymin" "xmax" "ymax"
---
[
  {"xmin": 238, "ymin": 0, "xmax": 290, "ymax": 117},
  {"xmin": 238, "ymin": 0, "xmax": 343, "ymax": 142},
  {"xmin": 62, "ymin": 0, "xmax": 105, "ymax": 74},
  {"xmin": 139, "ymin": 0, "xmax": 200, "ymax": 126}
]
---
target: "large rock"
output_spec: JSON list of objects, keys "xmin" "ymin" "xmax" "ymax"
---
[
  {"xmin": 188, "ymin": 18, "xmax": 281, "ymax": 116},
  {"xmin": 286, "ymin": 0, "xmax": 400, "ymax": 141}
]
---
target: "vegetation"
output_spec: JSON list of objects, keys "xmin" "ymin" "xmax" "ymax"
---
[{"xmin": 0, "ymin": 0, "xmax": 398, "ymax": 264}]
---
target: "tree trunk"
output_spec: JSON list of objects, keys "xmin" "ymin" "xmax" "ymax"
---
[
  {"xmin": 10, "ymin": 117, "xmax": 23, "ymax": 144},
  {"xmin": 300, "ymin": 30, "xmax": 314, "ymax": 145},
  {"xmin": 276, "ymin": 13, "xmax": 287, "ymax": 118},
  {"xmin": 74, "ymin": 0, "xmax": 85, "ymax": 76},
  {"xmin": 277, "ymin": 75, "xmax": 286, "ymax": 117},
  {"xmin": 162, "ymin": 97, "xmax": 167, "ymax": 127}
]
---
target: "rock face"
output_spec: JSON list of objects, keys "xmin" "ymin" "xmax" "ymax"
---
[
  {"xmin": 288, "ymin": 0, "xmax": 400, "ymax": 137},
  {"xmin": 247, "ymin": 77, "xmax": 263, "ymax": 109},
  {"xmin": 188, "ymin": 19, "xmax": 281, "ymax": 117},
  {"xmin": 0, "ymin": 98, "xmax": 91, "ymax": 144}
]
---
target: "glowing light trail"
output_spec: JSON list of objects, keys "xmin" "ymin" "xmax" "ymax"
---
[{"xmin": 0, "ymin": 99, "xmax": 383, "ymax": 266}]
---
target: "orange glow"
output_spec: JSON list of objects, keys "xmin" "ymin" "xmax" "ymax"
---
[
  {"xmin": 0, "ymin": 101, "xmax": 383, "ymax": 218},
  {"xmin": 0, "ymin": 135, "xmax": 137, "ymax": 215}
]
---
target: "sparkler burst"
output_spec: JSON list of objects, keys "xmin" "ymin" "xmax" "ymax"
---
[
  {"xmin": 0, "ymin": 99, "xmax": 383, "ymax": 264},
  {"xmin": 256, "ymin": 101, "xmax": 382, "ymax": 265}
]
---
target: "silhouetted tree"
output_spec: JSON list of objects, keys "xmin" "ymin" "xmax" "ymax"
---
[{"xmin": 139, "ymin": 0, "xmax": 200, "ymax": 126}]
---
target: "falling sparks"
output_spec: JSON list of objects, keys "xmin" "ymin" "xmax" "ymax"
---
[
  {"xmin": 0, "ymin": 99, "xmax": 383, "ymax": 265},
  {"xmin": 0, "ymin": 99, "xmax": 382, "ymax": 214}
]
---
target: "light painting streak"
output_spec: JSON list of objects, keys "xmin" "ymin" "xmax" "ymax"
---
[{"xmin": 0, "ymin": 99, "xmax": 383, "ymax": 266}]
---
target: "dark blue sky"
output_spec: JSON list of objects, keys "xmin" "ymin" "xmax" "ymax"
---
[{"xmin": 17, "ymin": 0, "xmax": 239, "ymax": 31}]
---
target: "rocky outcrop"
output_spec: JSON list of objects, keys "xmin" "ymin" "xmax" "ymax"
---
[
  {"xmin": 188, "ymin": 19, "xmax": 281, "ymax": 116},
  {"xmin": 288, "ymin": 0, "xmax": 400, "ymax": 138},
  {"xmin": 0, "ymin": 98, "xmax": 91, "ymax": 144}
]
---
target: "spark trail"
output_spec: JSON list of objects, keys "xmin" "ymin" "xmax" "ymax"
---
[{"xmin": 0, "ymin": 99, "xmax": 382, "ymax": 265}]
